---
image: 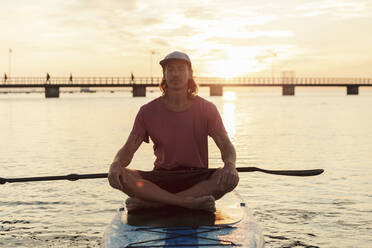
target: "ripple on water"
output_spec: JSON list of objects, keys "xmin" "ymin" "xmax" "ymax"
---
[
  {"xmin": 0, "ymin": 201, "xmax": 71, "ymax": 206},
  {"xmin": 280, "ymin": 240, "xmax": 320, "ymax": 248},
  {"xmin": 0, "ymin": 220, "xmax": 31, "ymax": 225}
]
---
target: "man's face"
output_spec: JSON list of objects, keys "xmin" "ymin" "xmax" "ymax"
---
[{"xmin": 164, "ymin": 60, "xmax": 191, "ymax": 92}]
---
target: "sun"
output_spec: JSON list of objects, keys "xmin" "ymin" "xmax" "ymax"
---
[
  {"xmin": 195, "ymin": 46, "xmax": 267, "ymax": 78},
  {"xmin": 206, "ymin": 58, "xmax": 260, "ymax": 79}
]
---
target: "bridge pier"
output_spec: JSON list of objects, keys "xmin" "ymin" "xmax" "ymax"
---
[
  {"xmin": 132, "ymin": 85, "xmax": 146, "ymax": 97},
  {"xmin": 347, "ymin": 85, "xmax": 359, "ymax": 95},
  {"xmin": 282, "ymin": 85, "xmax": 295, "ymax": 96},
  {"xmin": 45, "ymin": 85, "xmax": 60, "ymax": 98},
  {"xmin": 210, "ymin": 85, "xmax": 223, "ymax": 96}
]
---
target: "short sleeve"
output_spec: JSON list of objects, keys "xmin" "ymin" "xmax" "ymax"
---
[
  {"xmin": 206, "ymin": 103, "xmax": 227, "ymax": 136},
  {"xmin": 130, "ymin": 106, "xmax": 150, "ymax": 143}
]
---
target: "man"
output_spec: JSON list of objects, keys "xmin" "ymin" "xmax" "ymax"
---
[
  {"xmin": 131, "ymin": 72, "xmax": 135, "ymax": 83},
  {"xmin": 108, "ymin": 51, "xmax": 239, "ymax": 212},
  {"xmin": 46, "ymin": 73, "xmax": 50, "ymax": 83}
]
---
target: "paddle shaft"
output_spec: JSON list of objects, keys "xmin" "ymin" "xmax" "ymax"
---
[
  {"xmin": 0, "ymin": 167, "xmax": 323, "ymax": 184},
  {"xmin": 0, "ymin": 173, "xmax": 108, "ymax": 184}
]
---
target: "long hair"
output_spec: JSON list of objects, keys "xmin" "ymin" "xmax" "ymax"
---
[{"xmin": 160, "ymin": 70, "xmax": 198, "ymax": 99}]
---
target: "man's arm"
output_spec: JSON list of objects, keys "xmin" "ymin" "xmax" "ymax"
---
[
  {"xmin": 112, "ymin": 132, "xmax": 144, "ymax": 167},
  {"xmin": 210, "ymin": 131, "xmax": 239, "ymax": 191},
  {"xmin": 108, "ymin": 133, "xmax": 143, "ymax": 190},
  {"xmin": 210, "ymin": 131, "xmax": 236, "ymax": 168}
]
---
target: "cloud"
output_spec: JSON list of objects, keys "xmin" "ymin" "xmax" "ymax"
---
[
  {"xmin": 161, "ymin": 26, "xmax": 201, "ymax": 37},
  {"xmin": 183, "ymin": 5, "xmax": 222, "ymax": 20},
  {"xmin": 295, "ymin": 0, "xmax": 370, "ymax": 19},
  {"xmin": 207, "ymin": 30, "xmax": 294, "ymax": 45},
  {"xmin": 150, "ymin": 38, "xmax": 169, "ymax": 47},
  {"xmin": 2, "ymin": 0, "xmax": 372, "ymax": 77}
]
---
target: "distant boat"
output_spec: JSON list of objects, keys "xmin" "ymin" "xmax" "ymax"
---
[{"xmin": 80, "ymin": 87, "xmax": 96, "ymax": 93}]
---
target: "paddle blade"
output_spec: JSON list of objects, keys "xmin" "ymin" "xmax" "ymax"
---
[{"xmin": 237, "ymin": 167, "xmax": 324, "ymax": 177}]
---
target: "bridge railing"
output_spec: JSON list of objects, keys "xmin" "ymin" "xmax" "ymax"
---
[
  {"xmin": 0, "ymin": 77, "xmax": 162, "ymax": 85},
  {"xmin": 196, "ymin": 77, "xmax": 372, "ymax": 85},
  {"xmin": 1, "ymin": 77, "xmax": 371, "ymax": 85}
]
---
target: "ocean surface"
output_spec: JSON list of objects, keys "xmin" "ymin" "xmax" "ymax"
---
[{"xmin": 0, "ymin": 87, "xmax": 371, "ymax": 247}]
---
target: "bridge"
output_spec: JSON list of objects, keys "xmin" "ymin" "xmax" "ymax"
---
[{"xmin": 1, "ymin": 76, "xmax": 371, "ymax": 97}]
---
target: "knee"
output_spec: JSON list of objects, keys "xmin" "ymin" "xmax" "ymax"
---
[
  {"xmin": 118, "ymin": 169, "xmax": 142, "ymax": 196},
  {"xmin": 217, "ymin": 178, "xmax": 239, "ymax": 194},
  {"xmin": 210, "ymin": 170, "xmax": 239, "ymax": 195},
  {"xmin": 208, "ymin": 179, "xmax": 230, "ymax": 200}
]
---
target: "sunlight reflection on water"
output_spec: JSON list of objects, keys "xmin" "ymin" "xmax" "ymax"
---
[{"xmin": 1, "ymin": 88, "xmax": 372, "ymax": 247}]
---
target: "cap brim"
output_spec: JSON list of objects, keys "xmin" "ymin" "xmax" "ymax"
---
[{"xmin": 160, "ymin": 58, "xmax": 191, "ymax": 67}]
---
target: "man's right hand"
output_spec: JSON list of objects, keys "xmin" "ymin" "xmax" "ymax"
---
[
  {"xmin": 108, "ymin": 133, "xmax": 144, "ymax": 191},
  {"xmin": 108, "ymin": 162, "xmax": 126, "ymax": 191}
]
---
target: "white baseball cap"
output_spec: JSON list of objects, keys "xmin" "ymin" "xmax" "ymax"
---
[{"xmin": 159, "ymin": 51, "xmax": 191, "ymax": 68}]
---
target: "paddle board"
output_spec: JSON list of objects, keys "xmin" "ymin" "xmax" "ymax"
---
[{"xmin": 102, "ymin": 191, "xmax": 264, "ymax": 247}]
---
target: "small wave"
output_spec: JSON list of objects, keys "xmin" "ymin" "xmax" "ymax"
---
[
  {"xmin": 265, "ymin": 234, "xmax": 289, "ymax": 240},
  {"xmin": 281, "ymin": 240, "xmax": 320, "ymax": 248},
  {"xmin": 332, "ymin": 200, "xmax": 355, "ymax": 206},
  {"xmin": 0, "ymin": 220, "xmax": 30, "ymax": 225},
  {"xmin": 263, "ymin": 208, "xmax": 319, "ymax": 221},
  {"xmin": 0, "ymin": 201, "xmax": 70, "ymax": 206}
]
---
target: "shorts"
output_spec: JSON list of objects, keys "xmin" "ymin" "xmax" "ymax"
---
[{"xmin": 137, "ymin": 167, "xmax": 217, "ymax": 193}]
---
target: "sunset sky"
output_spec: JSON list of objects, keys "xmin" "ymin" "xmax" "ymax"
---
[{"xmin": 1, "ymin": 0, "xmax": 371, "ymax": 78}]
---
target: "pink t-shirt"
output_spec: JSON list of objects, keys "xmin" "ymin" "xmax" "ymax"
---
[{"xmin": 131, "ymin": 96, "xmax": 226, "ymax": 170}]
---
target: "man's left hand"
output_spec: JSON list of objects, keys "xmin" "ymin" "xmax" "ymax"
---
[{"xmin": 217, "ymin": 164, "xmax": 239, "ymax": 192}]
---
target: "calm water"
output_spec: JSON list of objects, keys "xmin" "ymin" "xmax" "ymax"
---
[{"xmin": 1, "ymin": 87, "xmax": 372, "ymax": 247}]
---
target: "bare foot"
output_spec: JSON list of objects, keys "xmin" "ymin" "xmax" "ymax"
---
[
  {"xmin": 183, "ymin": 195, "xmax": 216, "ymax": 212},
  {"xmin": 125, "ymin": 197, "xmax": 163, "ymax": 211}
]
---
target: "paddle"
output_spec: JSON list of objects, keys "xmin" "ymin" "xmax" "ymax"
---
[
  {"xmin": 0, "ymin": 167, "xmax": 323, "ymax": 184},
  {"xmin": 236, "ymin": 167, "xmax": 323, "ymax": 176}
]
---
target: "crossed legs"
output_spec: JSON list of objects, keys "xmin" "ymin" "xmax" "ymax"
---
[{"xmin": 121, "ymin": 168, "xmax": 233, "ymax": 212}]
